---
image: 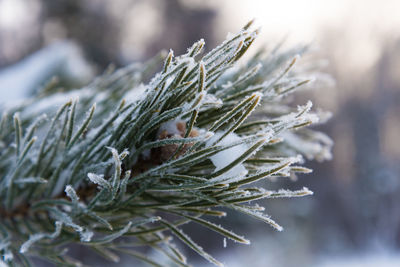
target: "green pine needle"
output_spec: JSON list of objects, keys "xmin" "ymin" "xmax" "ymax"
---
[{"xmin": 0, "ymin": 21, "xmax": 332, "ymax": 267}]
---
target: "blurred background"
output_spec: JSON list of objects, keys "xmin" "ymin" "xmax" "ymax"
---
[{"xmin": 1, "ymin": 0, "xmax": 399, "ymax": 266}]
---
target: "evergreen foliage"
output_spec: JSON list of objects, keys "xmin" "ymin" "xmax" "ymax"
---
[{"xmin": 0, "ymin": 21, "xmax": 332, "ymax": 266}]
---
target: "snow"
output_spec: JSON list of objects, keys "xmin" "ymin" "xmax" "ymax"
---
[
  {"xmin": 123, "ymin": 83, "xmax": 147, "ymax": 104},
  {"xmin": 206, "ymin": 132, "xmax": 249, "ymax": 178},
  {"xmin": 17, "ymin": 88, "xmax": 89, "ymax": 115},
  {"xmin": 158, "ymin": 120, "xmax": 182, "ymax": 136},
  {"xmin": 223, "ymin": 238, "xmax": 227, "ymax": 248},
  {"xmin": 316, "ymin": 252, "xmax": 400, "ymax": 267},
  {"xmin": 0, "ymin": 41, "xmax": 93, "ymax": 104}
]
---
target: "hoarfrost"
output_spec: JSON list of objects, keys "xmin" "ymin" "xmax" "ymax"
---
[
  {"xmin": 283, "ymin": 131, "xmax": 332, "ymax": 161},
  {"xmin": 65, "ymin": 185, "xmax": 79, "ymax": 203},
  {"xmin": 200, "ymin": 94, "xmax": 223, "ymax": 109},
  {"xmin": 20, "ymin": 221, "xmax": 63, "ymax": 253},
  {"xmin": 80, "ymin": 229, "xmax": 94, "ymax": 242},
  {"xmin": 265, "ymin": 187, "xmax": 314, "ymax": 198},
  {"xmin": 164, "ymin": 76, "xmax": 175, "ymax": 89},
  {"xmin": 87, "ymin": 173, "xmax": 110, "ymax": 189}
]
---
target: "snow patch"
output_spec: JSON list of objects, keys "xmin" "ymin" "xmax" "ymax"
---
[
  {"xmin": 158, "ymin": 120, "xmax": 181, "ymax": 136},
  {"xmin": 123, "ymin": 83, "xmax": 147, "ymax": 103},
  {"xmin": 0, "ymin": 41, "xmax": 93, "ymax": 104},
  {"xmin": 206, "ymin": 132, "xmax": 248, "ymax": 178}
]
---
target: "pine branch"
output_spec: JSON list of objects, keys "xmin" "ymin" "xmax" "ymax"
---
[{"xmin": 0, "ymin": 21, "xmax": 332, "ymax": 266}]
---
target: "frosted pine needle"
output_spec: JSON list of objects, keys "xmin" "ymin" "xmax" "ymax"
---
[{"xmin": 0, "ymin": 21, "xmax": 332, "ymax": 266}]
